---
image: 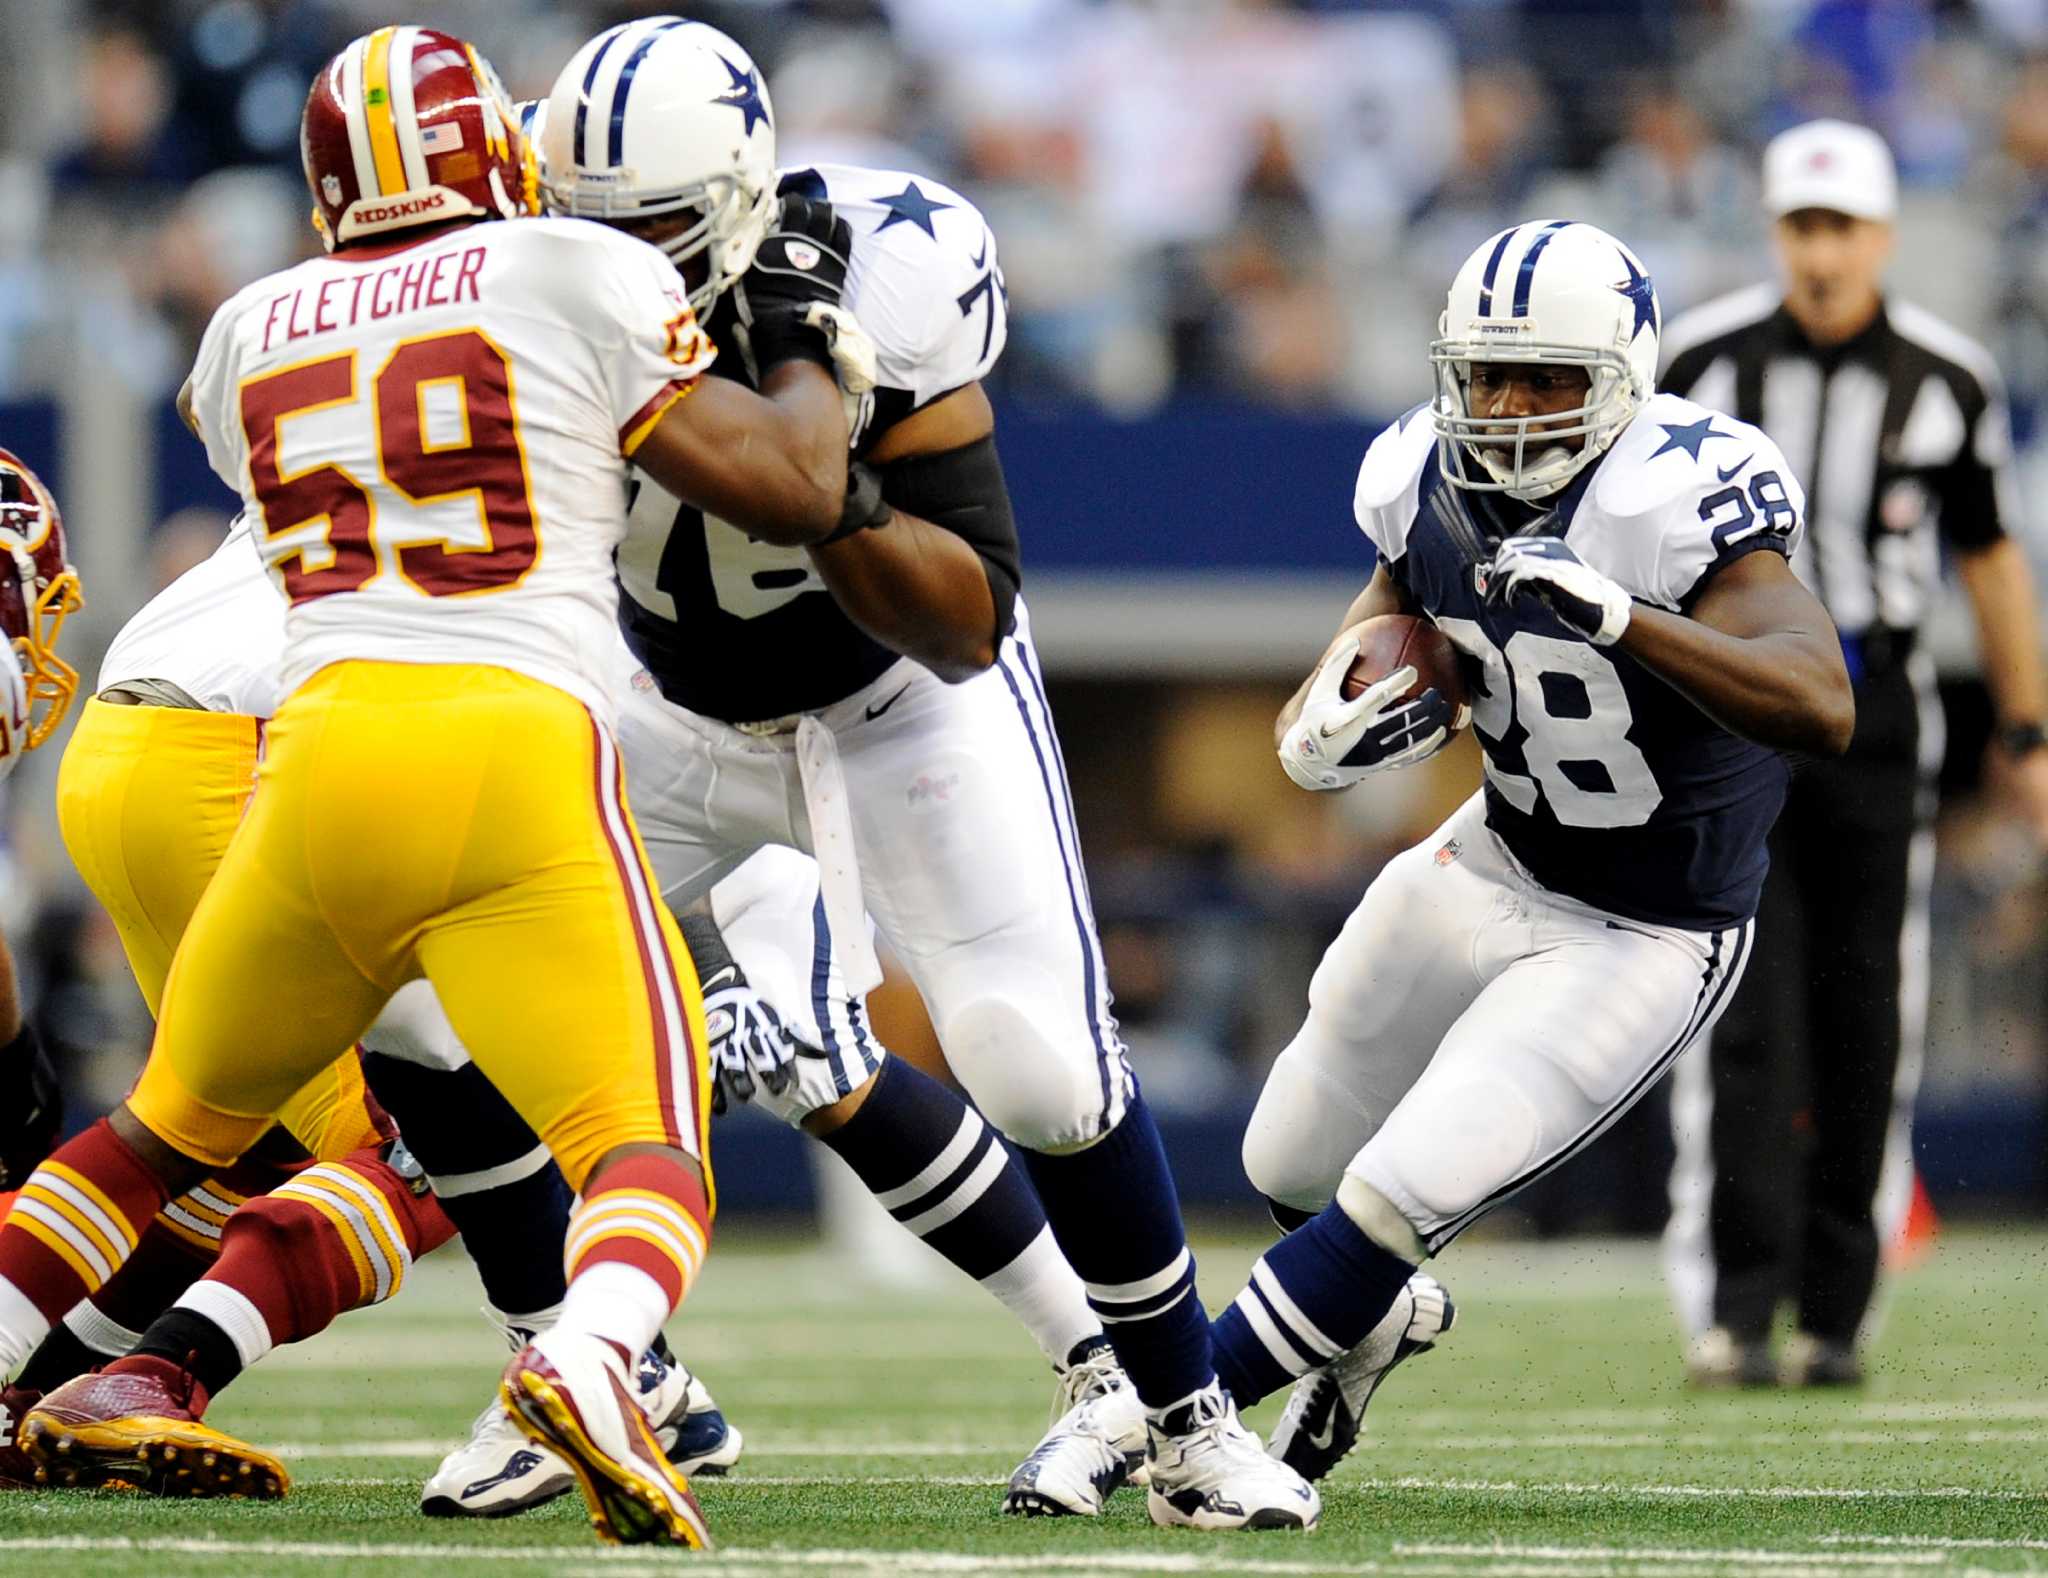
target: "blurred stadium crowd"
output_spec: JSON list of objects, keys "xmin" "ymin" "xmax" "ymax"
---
[{"xmin": 0, "ymin": 0, "xmax": 2043, "ymax": 1220}]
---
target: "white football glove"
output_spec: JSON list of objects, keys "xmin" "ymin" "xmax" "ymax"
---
[
  {"xmin": 805, "ymin": 302, "xmax": 878, "ymax": 444},
  {"xmin": 701, "ymin": 963, "xmax": 799, "ymax": 1116},
  {"xmin": 1278, "ymin": 634, "xmax": 1454, "ymax": 791},
  {"xmin": 1486, "ymin": 537, "xmax": 1632, "ymax": 645}
]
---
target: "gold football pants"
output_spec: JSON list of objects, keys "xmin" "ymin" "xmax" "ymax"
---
[
  {"xmin": 125, "ymin": 662, "xmax": 711, "ymax": 1193},
  {"xmin": 56, "ymin": 696, "xmax": 375, "ymax": 1161}
]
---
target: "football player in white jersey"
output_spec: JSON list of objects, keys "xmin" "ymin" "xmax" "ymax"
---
[
  {"xmin": 0, "ymin": 451, "xmax": 80, "ymax": 1199},
  {"xmin": 1176, "ymin": 222, "xmax": 1851, "ymax": 1487},
  {"xmin": 0, "ymin": 25, "xmax": 874, "ymax": 1549},
  {"xmin": 542, "ymin": 18, "xmax": 1317, "ymax": 1528}
]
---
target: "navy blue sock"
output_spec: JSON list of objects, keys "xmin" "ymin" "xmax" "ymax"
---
[
  {"xmin": 1021, "ymin": 1094, "xmax": 1212, "ymax": 1409},
  {"xmin": 360, "ymin": 1054, "xmax": 572, "ymax": 1319},
  {"xmin": 1210, "ymin": 1197, "xmax": 1416, "ymax": 1409},
  {"xmin": 819, "ymin": 1057, "xmax": 1049, "ymax": 1280}
]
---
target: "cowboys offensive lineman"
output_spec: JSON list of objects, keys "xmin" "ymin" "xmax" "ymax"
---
[
  {"xmin": 1028, "ymin": 220, "xmax": 1855, "ymax": 1497},
  {"xmin": 545, "ymin": 18, "xmax": 1314, "ymax": 1527}
]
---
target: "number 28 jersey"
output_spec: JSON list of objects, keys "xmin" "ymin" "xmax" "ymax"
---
[
  {"xmin": 1356, "ymin": 393, "xmax": 1807, "ymax": 930},
  {"xmin": 183, "ymin": 217, "xmax": 713, "ymax": 722}
]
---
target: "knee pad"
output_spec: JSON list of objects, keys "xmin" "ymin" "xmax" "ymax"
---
[
  {"xmin": 1241, "ymin": 1037, "xmax": 1375, "ymax": 1215},
  {"xmin": 936, "ymin": 988, "xmax": 1103, "ymax": 1152}
]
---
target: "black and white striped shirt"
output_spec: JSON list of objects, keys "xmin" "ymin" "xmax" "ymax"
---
[{"xmin": 1661, "ymin": 286, "xmax": 2017, "ymax": 649}]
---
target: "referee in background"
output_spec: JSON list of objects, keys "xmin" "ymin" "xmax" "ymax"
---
[{"xmin": 1659, "ymin": 119, "xmax": 2048, "ymax": 1387}]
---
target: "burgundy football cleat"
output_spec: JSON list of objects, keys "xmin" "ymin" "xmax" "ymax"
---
[
  {"xmin": 21, "ymin": 1362, "xmax": 289, "ymax": 1499},
  {"xmin": 499, "ymin": 1333, "xmax": 711, "ymax": 1547}
]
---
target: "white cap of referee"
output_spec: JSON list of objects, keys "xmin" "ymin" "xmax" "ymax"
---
[{"xmin": 1762, "ymin": 119, "xmax": 1898, "ymax": 221}]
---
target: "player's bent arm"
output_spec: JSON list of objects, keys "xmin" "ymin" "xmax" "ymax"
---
[
  {"xmin": 631, "ymin": 362, "xmax": 848, "ymax": 547},
  {"xmin": 1619, "ymin": 551, "xmax": 1855, "ymax": 755},
  {"xmin": 807, "ymin": 383, "xmax": 1005, "ymax": 682},
  {"xmin": 1274, "ymin": 564, "xmax": 1415, "ymax": 748}
]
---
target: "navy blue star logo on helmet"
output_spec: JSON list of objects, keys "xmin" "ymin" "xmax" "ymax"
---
[
  {"xmin": 1613, "ymin": 255, "xmax": 1657, "ymax": 342},
  {"xmin": 875, "ymin": 180, "xmax": 954, "ymax": 239},
  {"xmin": 713, "ymin": 56, "xmax": 770, "ymax": 136}
]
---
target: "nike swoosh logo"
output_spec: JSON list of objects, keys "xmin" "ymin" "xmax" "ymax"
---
[
  {"xmin": 865, "ymin": 683, "xmax": 912, "ymax": 721},
  {"xmin": 1306, "ymin": 1411, "xmax": 1339, "ymax": 1451},
  {"xmin": 1716, "ymin": 455, "xmax": 1752, "ymax": 482},
  {"xmin": 971, "ymin": 236, "xmax": 989, "ymax": 269},
  {"xmin": 701, "ymin": 966, "xmax": 738, "ymax": 991}
]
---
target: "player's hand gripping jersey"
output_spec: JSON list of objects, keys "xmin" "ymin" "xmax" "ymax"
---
[
  {"xmin": 619, "ymin": 164, "xmax": 1006, "ymax": 723},
  {"xmin": 1354, "ymin": 391, "xmax": 1807, "ymax": 929},
  {"xmin": 183, "ymin": 217, "xmax": 714, "ymax": 720}
]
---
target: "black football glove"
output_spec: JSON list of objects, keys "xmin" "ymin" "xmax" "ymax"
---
[
  {"xmin": 0, "ymin": 1025, "xmax": 61, "ymax": 1190},
  {"xmin": 738, "ymin": 194, "xmax": 855, "ymax": 372}
]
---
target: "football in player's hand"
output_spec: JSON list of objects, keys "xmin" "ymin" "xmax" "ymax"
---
[{"xmin": 1341, "ymin": 614, "xmax": 1471, "ymax": 724}]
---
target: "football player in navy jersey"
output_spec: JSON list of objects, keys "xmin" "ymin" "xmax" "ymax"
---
[
  {"xmin": 534, "ymin": 19, "xmax": 1317, "ymax": 1529},
  {"xmin": 1034, "ymin": 221, "xmax": 1854, "ymax": 1496}
]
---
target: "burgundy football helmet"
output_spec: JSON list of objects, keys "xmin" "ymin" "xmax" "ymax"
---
[
  {"xmin": 301, "ymin": 26, "xmax": 536, "ymax": 252},
  {"xmin": 0, "ymin": 449, "xmax": 81, "ymax": 749}
]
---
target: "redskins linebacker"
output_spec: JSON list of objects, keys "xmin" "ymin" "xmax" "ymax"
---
[{"xmin": 0, "ymin": 25, "xmax": 873, "ymax": 1549}]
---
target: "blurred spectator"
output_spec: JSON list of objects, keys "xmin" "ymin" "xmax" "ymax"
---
[
  {"xmin": 47, "ymin": 25, "xmax": 195, "ymax": 199},
  {"xmin": 163, "ymin": 1, "xmax": 350, "ymax": 174}
]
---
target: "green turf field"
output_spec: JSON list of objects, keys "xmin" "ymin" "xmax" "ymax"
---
[{"xmin": 2, "ymin": 1224, "xmax": 2043, "ymax": 1576}]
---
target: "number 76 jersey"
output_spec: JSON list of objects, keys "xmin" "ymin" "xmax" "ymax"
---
[
  {"xmin": 1355, "ymin": 392, "xmax": 1806, "ymax": 931},
  {"xmin": 183, "ymin": 217, "xmax": 714, "ymax": 723}
]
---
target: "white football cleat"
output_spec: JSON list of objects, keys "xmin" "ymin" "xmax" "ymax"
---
[
  {"xmin": 422, "ymin": 1397, "xmax": 575, "ymax": 1518},
  {"xmin": 1267, "ymin": 1272, "xmax": 1455, "ymax": 1482},
  {"xmin": 641, "ymin": 1352, "xmax": 743, "ymax": 1477},
  {"xmin": 1003, "ymin": 1339, "xmax": 1148, "ymax": 1516},
  {"xmin": 1146, "ymin": 1385, "xmax": 1320, "ymax": 1531},
  {"xmin": 499, "ymin": 1331, "xmax": 711, "ymax": 1547}
]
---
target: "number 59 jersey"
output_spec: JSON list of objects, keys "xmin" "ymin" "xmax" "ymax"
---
[
  {"xmin": 1356, "ymin": 392, "xmax": 1807, "ymax": 930},
  {"xmin": 182, "ymin": 217, "xmax": 714, "ymax": 722}
]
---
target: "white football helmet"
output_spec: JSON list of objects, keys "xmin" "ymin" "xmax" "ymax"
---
[
  {"xmin": 541, "ymin": 17, "xmax": 778, "ymax": 314},
  {"xmin": 1430, "ymin": 220, "xmax": 1660, "ymax": 501}
]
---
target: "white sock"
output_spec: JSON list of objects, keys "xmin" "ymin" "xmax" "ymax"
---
[
  {"xmin": 0, "ymin": 1278, "xmax": 50, "ymax": 1380},
  {"xmin": 980, "ymin": 1224, "xmax": 1102, "ymax": 1368},
  {"xmin": 173, "ymin": 1282, "xmax": 275, "ymax": 1370},
  {"xmin": 551, "ymin": 1261, "xmax": 670, "ymax": 1361},
  {"xmin": 61, "ymin": 1298, "xmax": 144, "ymax": 1360}
]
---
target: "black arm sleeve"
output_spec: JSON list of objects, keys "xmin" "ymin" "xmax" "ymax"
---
[{"xmin": 877, "ymin": 434, "xmax": 1022, "ymax": 640}]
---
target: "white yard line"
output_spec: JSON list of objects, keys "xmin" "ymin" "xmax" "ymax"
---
[
  {"xmin": 1816, "ymin": 1536, "xmax": 2048, "ymax": 1553},
  {"xmin": 1396, "ymin": 1545, "xmax": 1944, "ymax": 1567},
  {"xmin": 2, "ymin": 1535, "xmax": 2032, "ymax": 1578},
  {"xmin": 1351, "ymin": 1476, "xmax": 2043, "ymax": 1502}
]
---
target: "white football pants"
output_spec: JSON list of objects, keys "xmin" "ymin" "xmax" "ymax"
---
[
  {"xmin": 1243, "ymin": 792, "xmax": 1753, "ymax": 1254},
  {"xmin": 616, "ymin": 601, "xmax": 1131, "ymax": 1153}
]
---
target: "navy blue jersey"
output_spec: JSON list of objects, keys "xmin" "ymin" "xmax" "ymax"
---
[
  {"xmin": 617, "ymin": 163, "xmax": 1006, "ymax": 724},
  {"xmin": 1354, "ymin": 395, "xmax": 1806, "ymax": 929}
]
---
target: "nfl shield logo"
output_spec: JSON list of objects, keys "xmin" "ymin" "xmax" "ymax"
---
[{"xmin": 1435, "ymin": 838, "xmax": 1462, "ymax": 867}]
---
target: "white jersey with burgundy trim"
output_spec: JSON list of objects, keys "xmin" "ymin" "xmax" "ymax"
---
[
  {"xmin": 101, "ymin": 515, "xmax": 285, "ymax": 718},
  {"xmin": 618, "ymin": 162, "xmax": 1007, "ymax": 724},
  {"xmin": 183, "ymin": 216, "xmax": 714, "ymax": 723}
]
